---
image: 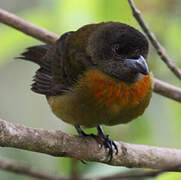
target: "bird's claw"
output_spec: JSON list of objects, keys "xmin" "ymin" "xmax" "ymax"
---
[
  {"xmin": 94, "ymin": 133, "xmax": 118, "ymax": 162},
  {"xmin": 75, "ymin": 125, "xmax": 118, "ymax": 162}
]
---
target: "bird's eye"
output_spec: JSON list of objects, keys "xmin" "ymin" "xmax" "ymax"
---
[
  {"xmin": 112, "ymin": 43, "xmax": 132, "ymax": 57},
  {"xmin": 112, "ymin": 44, "xmax": 123, "ymax": 56}
]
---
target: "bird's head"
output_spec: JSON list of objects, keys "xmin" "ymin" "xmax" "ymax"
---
[{"xmin": 86, "ymin": 22, "xmax": 149, "ymax": 83}]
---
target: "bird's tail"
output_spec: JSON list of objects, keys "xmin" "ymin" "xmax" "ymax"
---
[
  {"xmin": 18, "ymin": 45, "xmax": 54, "ymax": 95},
  {"xmin": 18, "ymin": 45, "xmax": 49, "ymax": 66}
]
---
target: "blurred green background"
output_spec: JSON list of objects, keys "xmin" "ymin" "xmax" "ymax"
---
[{"xmin": 0, "ymin": 0, "xmax": 181, "ymax": 179}]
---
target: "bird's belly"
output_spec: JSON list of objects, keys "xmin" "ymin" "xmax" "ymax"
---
[
  {"xmin": 47, "ymin": 70, "xmax": 152, "ymax": 128},
  {"xmin": 47, "ymin": 94, "xmax": 115, "ymax": 127},
  {"xmin": 47, "ymin": 84, "xmax": 152, "ymax": 127}
]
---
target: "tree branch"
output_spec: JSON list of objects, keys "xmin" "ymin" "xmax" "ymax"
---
[
  {"xmin": 90, "ymin": 165, "xmax": 181, "ymax": 180},
  {"xmin": 154, "ymin": 78, "xmax": 181, "ymax": 101},
  {"xmin": 1, "ymin": 119, "xmax": 181, "ymax": 171},
  {"xmin": 0, "ymin": 157, "xmax": 67, "ymax": 180},
  {"xmin": 0, "ymin": 9, "xmax": 181, "ymax": 103},
  {"xmin": 0, "ymin": 156, "xmax": 179, "ymax": 180},
  {"xmin": 128, "ymin": 0, "xmax": 181, "ymax": 80},
  {"xmin": 0, "ymin": 8, "xmax": 58, "ymax": 44}
]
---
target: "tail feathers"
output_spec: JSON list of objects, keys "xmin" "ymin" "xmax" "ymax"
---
[
  {"xmin": 19, "ymin": 44, "xmax": 65, "ymax": 96},
  {"xmin": 18, "ymin": 44, "xmax": 54, "ymax": 95},
  {"xmin": 18, "ymin": 45, "xmax": 49, "ymax": 66}
]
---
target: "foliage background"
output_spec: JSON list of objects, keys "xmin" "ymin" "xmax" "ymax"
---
[{"xmin": 0, "ymin": 0, "xmax": 181, "ymax": 179}]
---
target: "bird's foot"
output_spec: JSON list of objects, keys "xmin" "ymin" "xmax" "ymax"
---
[
  {"xmin": 74, "ymin": 125, "xmax": 118, "ymax": 162},
  {"xmin": 95, "ymin": 125, "xmax": 118, "ymax": 162}
]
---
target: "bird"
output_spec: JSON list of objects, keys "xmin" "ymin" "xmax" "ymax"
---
[{"xmin": 19, "ymin": 22, "xmax": 152, "ymax": 161}]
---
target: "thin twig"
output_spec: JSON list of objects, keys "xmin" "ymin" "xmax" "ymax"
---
[
  {"xmin": 128, "ymin": 0, "xmax": 181, "ymax": 80},
  {"xmin": 0, "ymin": 8, "xmax": 181, "ymax": 102},
  {"xmin": 0, "ymin": 157, "xmax": 67, "ymax": 180},
  {"xmin": 88, "ymin": 165, "xmax": 181, "ymax": 180},
  {"xmin": 1, "ymin": 119, "xmax": 181, "ymax": 171},
  {"xmin": 0, "ymin": 8, "xmax": 58, "ymax": 44}
]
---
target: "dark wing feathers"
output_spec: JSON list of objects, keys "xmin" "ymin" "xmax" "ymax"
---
[
  {"xmin": 31, "ymin": 67, "xmax": 68, "ymax": 96},
  {"xmin": 19, "ymin": 44, "xmax": 66, "ymax": 96},
  {"xmin": 31, "ymin": 68, "xmax": 53, "ymax": 95},
  {"xmin": 19, "ymin": 32, "xmax": 74, "ymax": 96}
]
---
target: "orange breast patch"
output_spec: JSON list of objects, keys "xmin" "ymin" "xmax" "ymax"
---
[{"xmin": 82, "ymin": 69, "xmax": 152, "ymax": 108}]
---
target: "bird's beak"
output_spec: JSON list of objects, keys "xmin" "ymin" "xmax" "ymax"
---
[{"xmin": 124, "ymin": 55, "xmax": 149, "ymax": 75}]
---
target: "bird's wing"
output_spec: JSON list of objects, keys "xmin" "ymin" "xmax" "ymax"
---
[
  {"xmin": 31, "ymin": 44, "xmax": 70, "ymax": 96},
  {"xmin": 19, "ymin": 34, "xmax": 72, "ymax": 96},
  {"xmin": 20, "ymin": 31, "xmax": 91, "ymax": 96}
]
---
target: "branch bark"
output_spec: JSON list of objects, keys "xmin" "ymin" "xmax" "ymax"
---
[
  {"xmin": 1, "ymin": 119, "xmax": 181, "ymax": 171},
  {"xmin": 128, "ymin": 0, "xmax": 181, "ymax": 80},
  {"xmin": 0, "ymin": 8, "xmax": 181, "ymax": 102}
]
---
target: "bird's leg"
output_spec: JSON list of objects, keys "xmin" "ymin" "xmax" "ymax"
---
[
  {"xmin": 74, "ymin": 125, "xmax": 95, "ymax": 137},
  {"xmin": 74, "ymin": 125, "xmax": 88, "ymax": 136},
  {"xmin": 96, "ymin": 125, "xmax": 118, "ymax": 162},
  {"xmin": 74, "ymin": 125, "xmax": 118, "ymax": 162}
]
